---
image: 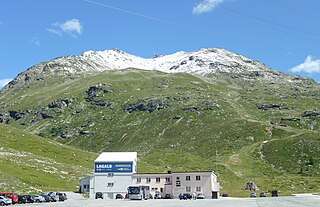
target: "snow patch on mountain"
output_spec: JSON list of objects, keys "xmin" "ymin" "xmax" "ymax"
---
[
  {"xmin": 80, "ymin": 48, "xmax": 272, "ymax": 77},
  {"xmin": 2, "ymin": 48, "xmax": 312, "ymax": 92}
]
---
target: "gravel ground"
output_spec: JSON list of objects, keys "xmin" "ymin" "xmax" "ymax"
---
[{"xmin": 18, "ymin": 193, "xmax": 320, "ymax": 207}]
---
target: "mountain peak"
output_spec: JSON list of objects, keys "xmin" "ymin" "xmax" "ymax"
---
[{"xmin": 2, "ymin": 48, "xmax": 312, "ymax": 92}]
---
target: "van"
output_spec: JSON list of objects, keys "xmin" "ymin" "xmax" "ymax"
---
[{"xmin": 0, "ymin": 192, "xmax": 19, "ymax": 204}]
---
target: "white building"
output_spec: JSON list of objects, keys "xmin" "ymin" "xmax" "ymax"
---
[
  {"xmin": 132, "ymin": 171, "xmax": 220, "ymax": 199},
  {"xmin": 80, "ymin": 152, "xmax": 220, "ymax": 199},
  {"xmin": 80, "ymin": 152, "xmax": 137, "ymax": 199}
]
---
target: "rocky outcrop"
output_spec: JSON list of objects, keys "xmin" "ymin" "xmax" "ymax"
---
[
  {"xmin": 48, "ymin": 98, "xmax": 75, "ymax": 109},
  {"xmin": 122, "ymin": 99, "xmax": 170, "ymax": 113},
  {"xmin": 302, "ymin": 111, "xmax": 320, "ymax": 118},
  {"xmin": 85, "ymin": 84, "xmax": 124, "ymax": 107},
  {"xmin": 257, "ymin": 104, "xmax": 288, "ymax": 111},
  {"xmin": 9, "ymin": 111, "xmax": 25, "ymax": 120}
]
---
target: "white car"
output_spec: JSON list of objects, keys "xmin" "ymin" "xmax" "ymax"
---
[
  {"xmin": 33, "ymin": 195, "xmax": 46, "ymax": 203},
  {"xmin": 196, "ymin": 193, "xmax": 205, "ymax": 199},
  {"xmin": 0, "ymin": 195, "xmax": 12, "ymax": 205}
]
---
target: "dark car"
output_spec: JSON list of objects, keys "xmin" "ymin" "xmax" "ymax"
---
[
  {"xmin": 221, "ymin": 193, "xmax": 229, "ymax": 197},
  {"xmin": 179, "ymin": 193, "xmax": 192, "ymax": 200},
  {"xmin": 95, "ymin": 192, "xmax": 103, "ymax": 199},
  {"xmin": 58, "ymin": 193, "xmax": 66, "ymax": 202},
  {"xmin": 271, "ymin": 190, "xmax": 278, "ymax": 197},
  {"xmin": 18, "ymin": 195, "xmax": 27, "ymax": 204},
  {"xmin": 23, "ymin": 195, "xmax": 35, "ymax": 203},
  {"xmin": 260, "ymin": 192, "xmax": 267, "ymax": 197},
  {"xmin": 62, "ymin": 193, "xmax": 67, "ymax": 200},
  {"xmin": 115, "ymin": 194, "xmax": 123, "ymax": 199}
]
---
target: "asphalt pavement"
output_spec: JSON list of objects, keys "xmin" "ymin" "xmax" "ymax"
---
[{"xmin": 18, "ymin": 193, "xmax": 320, "ymax": 207}]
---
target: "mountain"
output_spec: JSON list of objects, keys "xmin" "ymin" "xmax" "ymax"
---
[
  {"xmin": 0, "ymin": 124, "xmax": 96, "ymax": 193},
  {"xmin": 0, "ymin": 48, "xmax": 319, "ymax": 195},
  {"xmin": 2, "ymin": 48, "xmax": 312, "ymax": 93}
]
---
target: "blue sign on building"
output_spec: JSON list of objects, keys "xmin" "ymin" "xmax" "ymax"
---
[{"xmin": 94, "ymin": 162, "xmax": 133, "ymax": 173}]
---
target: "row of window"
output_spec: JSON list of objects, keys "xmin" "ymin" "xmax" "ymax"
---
[
  {"xmin": 186, "ymin": 186, "xmax": 202, "ymax": 192},
  {"xmin": 136, "ymin": 175, "xmax": 201, "ymax": 183},
  {"xmin": 106, "ymin": 182, "xmax": 201, "ymax": 190},
  {"xmin": 184, "ymin": 175, "xmax": 201, "ymax": 181},
  {"xmin": 136, "ymin": 177, "xmax": 171, "ymax": 183}
]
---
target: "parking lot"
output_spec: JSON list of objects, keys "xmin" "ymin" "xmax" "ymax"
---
[{"xmin": 18, "ymin": 193, "xmax": 320, "ymax": 207}]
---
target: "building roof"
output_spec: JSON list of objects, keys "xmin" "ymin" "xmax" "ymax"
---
[
  {"xmin": 94, "ymin": 152, "xmax": 137, "ymax": 162},
  {"xmin": 133, "ymin": 171, "xmax": 217, "ymax": 177}
]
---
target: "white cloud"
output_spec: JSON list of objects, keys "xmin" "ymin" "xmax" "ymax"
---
[
  {"xmin": 30, "ymin": 37, "xmax": 40, "ymax": 46},
  {"xmin": 47, "ymin": 19, "xmax": 83, "ymax": 38},
  {"xmin": 0, "ymin": 78, "xmax": 12, "ymax": 89},
  {"xmin": 46, "ymin": 28, "xmax": 63, "ymax": 36},
  {"xmin": 193, "ymin": 0, "xmax": 225, "ymax": 14},
  {"xmin": 290, "ymin": 56, "xmax": 320, "ymax": 73}
]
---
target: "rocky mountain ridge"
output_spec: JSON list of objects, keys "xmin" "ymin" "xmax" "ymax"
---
[{"xmin": 2, "ymin": 48, "xmax": 312, "ymax": 92}]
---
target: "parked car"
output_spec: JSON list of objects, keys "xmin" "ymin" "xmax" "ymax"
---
[
  {"xmin": 18, "ymin": 195, "xmax": 27, "ymax": 204},
  {"xmin": 271, "ymin": 190, "xmax": 278, "ymax": 197},
  {"xmin": 164, "ymin": 194, "xmax": 173, "ymax": 199},
  {"xmin": 250, "ymin": 192, "xmax": 257, "ymax": 198},
  {"xmin": 23, "ymin": 195, "xmax": 35, "ymax": 203},
  {"xmin": 33, "ymin": 195, "xmax": 46, "ymax": 203},
  {"xmin": 58, "ymin": 193, "xmax": 66, "ymax": 201},
  {"xmin": 40, "ymin": 193, "xmax": 53, "ymax": 202},
  {"xmin": 179, "ymin": 193, "xmax": 192, "ymax": 200},
  {"xmin": 0, "ymin": 192, "xmax": 18, "ymax": 204},
  {"xmin": 259, "ymin": 192, "xmax": 267, "ymax": 197},
  {"xmin": 0, "ymin": 195, "xmax": 12, "ymax": 206},
  {"xmin": 221, "ymin": 193, "xmax": 229, "ymax": 197},
  {"xmin": 95, "ymin": 192, "xmax": 103, "ymax": 199},
  {"xmin": 115, "ymin": 194, "xmax": 123, "ymax": 199},
  {"xmin": 61, "ymin": 193, "xmax": 67, "ymax": 200},
  {"xmin": 196, "ymin": 193, "xmax": 205, "ymax": 199},
  {"xmin": 154, "ymin": 193, "xmax": 161, "ymax": 199},
  {"xmin": 48, "ymin": 192, "xmax": 59, "ymax": 202}
]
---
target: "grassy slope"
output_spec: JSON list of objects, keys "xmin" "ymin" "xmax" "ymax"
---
[
  {"xmin": 0, "ymin": 69, "xmax": 319, "ymax": 196},
  {"xmin": 0, "ymin": 124, "xmax": 97, "ymax": 193}
]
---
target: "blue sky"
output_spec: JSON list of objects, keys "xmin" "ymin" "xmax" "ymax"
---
[{"xmin": 1, "ymin": 0, "xmax": 320, "ymax": 88}]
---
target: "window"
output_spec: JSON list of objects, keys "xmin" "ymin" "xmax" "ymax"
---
[
  {"xmin": 146, "ymin": 177, "xmax": 151, "ymax": 183},
  {"xmin": 176, "ymin": 180, "xmax": 181, "ymax": 187},
  {"xmin": 160, "ymin": 188, "xmax": 163, "ymax": 193},
  {"xmin": 107, "ymin": 173, "xmax": 114, "ymax": 177},
  {"xmin": 156, "ymin": 177, "xmax": 161, "ymax": 183},
  {"xmin": 186, "ymin": 187, "xmax": 191, "ymax": 192},
  {"xmin": 136, "ymin": 177, "xmax": 141, "ymax": 183},
  {"xmin": 84, "ymin": 185, "xmax": 87, "ymax": 189},
  {"xmin": 196, "ymin": 175, "xmax": 201, "ymax": 181},
  {"xmin": 196, "ymin": 186, "xmax": 201, "ymax": 192},
  {"xmin": 107, "ymin": 183, "xmax": 114, "ymax": 187},
  {"xmin": 165, "ymin": 177, "xmax": 171, "ymax": 183},
  {"xmin": 186, "ymin": 176, "xmax": 191, "ymax": 181}
]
